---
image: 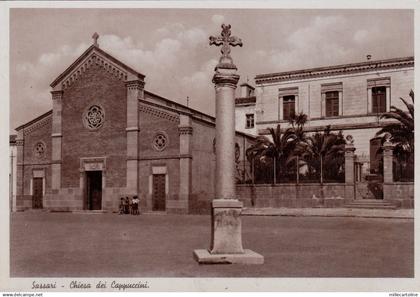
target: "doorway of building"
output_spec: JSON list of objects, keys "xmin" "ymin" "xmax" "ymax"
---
[
  {"xmin": 152, "ymin": 174, "xmax": 166, "ymax": 211},
  {"xmin": 32, "ymin": 177, "xmax": 43, "ymax": 209},
  {"xmin": 85, "ymin": 171, "xmax": 102, "ymax": 210}
]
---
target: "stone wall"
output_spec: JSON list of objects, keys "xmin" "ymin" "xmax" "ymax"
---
[
  {"xmin": 236, "ymin": 184, "xmax": 348, "ymax": 208},
  {"xmin": 383, "ymin": 182, "xmax": 414, "ymax": 209}
]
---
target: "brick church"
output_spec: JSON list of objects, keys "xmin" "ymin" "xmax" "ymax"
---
[{"xmin": 14, "ymin": 36, "xmax": 254, "ymax": 214}]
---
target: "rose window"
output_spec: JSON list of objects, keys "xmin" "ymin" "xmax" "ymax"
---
[
  {"xmin": 153, "ymin": 133, "xmax": 168, "ymax": 151},
  {"xmin": 83, "ymin": 105, "xmax": 105, "ymax": 130},
  {"xmin": 34, "ymin": 142, "xmax": 46, "ymax": 158}
]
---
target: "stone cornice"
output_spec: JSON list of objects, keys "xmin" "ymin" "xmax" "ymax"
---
[
  {"xmin": 255, "ymin": 56, "xmax": 414, "ymax": 85},
  {"xmin": 257, "ymin": 121, "xmax": 390, "ymax": 135},
  {"xmin": 125, "ymin": 79, "xmax": 145, "ymax": 90},
  {"xmin": 22, "ymin": 115, "xmax": 52, "ymax": 136},
  {"xmin": 178, "ymin": 126, "xmax": 193, "ymax": 135},
  {"xmin": 212, "ymin": 72, "xmax": 240, "ymax": 88},
  {"xmin": 235, "ymin": 97, "xmax": 256, "ymax": 105},
  {"xmin": 139, "ymin": 104, "xmax": 180, "ymax": 123}
]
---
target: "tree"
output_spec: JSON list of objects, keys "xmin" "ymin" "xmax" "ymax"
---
[
  {"xmin": 295, "ymin": 126, "xmax": 346, "ymax": 184},
  {"xmin": 376, "ymin": 90, "xmax": 414, "ymax": 164},
  {"xmin": 246, "ymin": 124, "xmax": 296, "ymax": 183},
  {"xmin": 287, "ymin": 112, "xmax": 308, "ymax": 183}
]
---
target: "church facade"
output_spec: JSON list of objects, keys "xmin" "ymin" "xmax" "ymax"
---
[{"xmin": 14, "ymin": 40, "xmax": 254, "ymax": 214}]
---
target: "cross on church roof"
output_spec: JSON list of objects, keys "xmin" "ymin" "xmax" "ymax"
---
[
  {"xmin": 209, "ymin": 24, "xmax": 243, "ymax": 69},
  {"xmin": 92, "ymin": 32, "xmax": 99, "ymax": 47}
]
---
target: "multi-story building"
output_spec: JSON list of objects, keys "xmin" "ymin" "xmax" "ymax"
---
[{"xmin": 236, "ymin": 56, "xmax": 414, "ymax": 176}]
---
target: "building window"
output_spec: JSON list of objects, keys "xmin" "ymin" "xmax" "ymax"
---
[
  {"xmin": 372, "ymin": 86, "xmax": 386, "ymax": 114},
  {"xmin": 245, "ymin": 114, "xmax": 254, "ymax": 129},
  {"xmin": 325, "ymin": 91, "xmax": 339, "ymax": 117},
  {"xmin": 283, "ymin": 95, "xmax": 295, "ymax": 121}
]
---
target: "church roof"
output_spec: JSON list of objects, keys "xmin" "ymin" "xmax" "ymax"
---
[
  {"xmin": 15, "ymin": 110, "xmax": 52, "ymax": 131},
  {"xmin": 50, "ymin": 44, "xmax": 145, "ymax": 88}
]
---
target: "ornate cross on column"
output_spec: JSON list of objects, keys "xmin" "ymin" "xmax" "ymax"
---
[
  {"xmin": 209, "ymin": 24, "xmax": 243, "ymax": 69},
  {"xmin": 92, "ymin": 32, "xmax": 99, "ymax": 47}
]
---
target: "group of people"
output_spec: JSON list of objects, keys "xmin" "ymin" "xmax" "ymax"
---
[{"xmin": 119, "ymin": 196, "xmax": 140, "ymax": 215}]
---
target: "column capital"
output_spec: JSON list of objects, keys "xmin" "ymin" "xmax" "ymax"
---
[
  {"xmin": 212, "ymin": 72, "xmax": 240, "ymax": 89},
  {"xmin": 178, "ymin": 126, "xmax": 193, "ymax": 135},
  {"xmin": 125, "ymin": 79, "xmax": 145, "ymax": 90},
  {"xmin": 16, "ymin": 139, "xmax": 24, "ymax": 146},
  {"xmin": 51, "ymin": 90, "xmax": 64, "ymax": 100},
  {"xmin": 383, "ymin": 139, "xmax": 394, "ymax": 151},
  {"xmin": 345, "ymin": 143, "xmax": 356, "ymax": 154}
]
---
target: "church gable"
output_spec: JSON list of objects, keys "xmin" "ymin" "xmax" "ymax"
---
[{"xmin": 50, "ymin": 43, "xmax": 145, "ymax": 92}]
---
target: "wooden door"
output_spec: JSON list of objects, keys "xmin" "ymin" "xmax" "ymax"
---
[
  {"xmin": 86, "ymin": 171, "xmax": 102, "ymax": 210},
  {"xmin": 152, "ymin": 174, "xmax": 166, "ymax": 211},
  {"xmin": 32, "ymin": 177, "xmax": 43, "ymax": 209}
]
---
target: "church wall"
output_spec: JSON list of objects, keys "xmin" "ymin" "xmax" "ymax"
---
[
  {"xmin": 58, "ymin": 64, "xmax": 127, "ymax": 210},
  {"xmin": 190, "ymin": 120, "xmax": 216, "ymax": 214},
  {"xmin": 17, "ymin": 118, "xmax": 52, "ymax": 210},
  {"xmin": 139, "ymin": 108, "xmax": 180, "ymax": 212}
]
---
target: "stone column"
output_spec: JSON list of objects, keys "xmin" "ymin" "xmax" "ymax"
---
[
  {"xmin": 178, "ymin": 114, "xmax": 193, "ymax": 213},
  {"xmin": 125, "ymin": 79, "xmax": 144, "ymax": 196},
  {"xmin": 194, "ymin": 24, "xmax": 263, "ymax": 264},
  {"xmin": 386, "ymin": 86, "xmax": 391, "ymax": 112},
  {"xmin": 51, "ymin": 90, "xmax": 63, "ymax": 191},
  {"xmin": 321, "ymin": 93, "xmax": 326, "ymax": 117},
  {"xmin": 382, "ymin": 140, "xmax": 394, "ymax": 184},
  {"xmin": 344, "ymin": 141, "xmax": 356, "ymax": 201}
]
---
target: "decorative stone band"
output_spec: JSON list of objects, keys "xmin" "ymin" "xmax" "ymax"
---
[
  {"xmin": 61, "ymin": 54, "xmax": 128, "ymax": 90},
  {"xmin": 79, "ymin": 156, "xmax": 107, "ymax": 172},
  {"xmin": 51, "ymin": 133, "xmax": 63, "ymax": 138},
  {"xmin": 212, "ymin": 72, "xmax": 240, "ymax": 88},
  {"xmin": 51, "ymin": 90, "xmax": 64, "ymax": 100},
  {"xmin": 179, "ymin": 153, "xmax": 193, "ymax": 159},
  {"xmin": 125, "ymin": 79, "xmax": 145, "ymax": 90},
  {"xmin": 139, "ymin": 105, "xmax": 179, "ymax": 123},
  {"xmin": 126, "ymin": 127, "xmax": 140, "ymax": 132},
  {"xmin": 344, "ymin": 144, "xmax": 356, "ymax": 156},
  {"xmin": 321, "ymin": 82, "xmax": 343, "ymax": 93},
  {"xmin": 51, "ymin": 160, "xmax": 62, "ymax": 164},
  {"xmin": 16, "ymin": 139, "xmax": 24, "ymax": 146},
  {"xmin": 178, "ymin": 126, "xmax": 193, "ymax": 135},
  {"xmin": 278, "ymin": 87, "xmax": 299, "ymax": 97},
  {"xmin": 367, "ymin": 77, "xmax": 391, "ymax": 88}
]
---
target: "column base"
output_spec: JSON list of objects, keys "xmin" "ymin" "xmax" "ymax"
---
[
  {"xmin": 193, "ymin": 249, "xmax": 264, "ymax": 265},
  {"xmin": 193, "ymin": 199, "xmax": 264, "ymax": 265}
]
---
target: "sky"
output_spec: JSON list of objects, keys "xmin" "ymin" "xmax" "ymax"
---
[{"xmin": 9, "ymin": 8, "xmax": 414, "ymax": 132}]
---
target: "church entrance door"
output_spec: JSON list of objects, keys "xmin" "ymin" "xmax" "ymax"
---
[
  {"xmin": 32, "ymin": 177, "xmax": 43, "ymax": 209},
  {"xmin": 152, "ymin": 174, "xmax": 166, "ymax": 211},
  {"xmin": 86, "ymin": 171, "xmax": 102, "ymax": 210}
]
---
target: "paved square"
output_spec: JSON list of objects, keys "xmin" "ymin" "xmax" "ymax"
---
[{"xmin": 10, "ymin": 212, "xmax": 413, "ymax": 277}]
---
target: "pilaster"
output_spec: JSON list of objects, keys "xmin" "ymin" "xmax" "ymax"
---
[
  {"xmin": 344, "ymin": 142, "xmax": 356, "ymax": 201},
  {"xmin": 125, "ymin": 79, "xmax": 144, "ymax": 195},
  {"xmin": 383, "ymin": 140, "xmax": 394, "ymax": 184},
  {"xmin": 178, "ymin": 114, "xmax": 193, "ymax": 213},
  {"xmin": 15, "ymin": 130, "xmax": 25, "ymax": 209},
  {"xmin": 51, "ymin": 90, "xmax": 63, "ymax": 190}
]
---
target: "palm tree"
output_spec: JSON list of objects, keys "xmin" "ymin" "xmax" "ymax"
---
[
  {"xmin": 287, "ymin": 112, "xmax": 308, "ymax": 183},
  {"xmin": 246, "ymin": 124, "xmax": 296, "ymax": 183},
  {"xmin": 295, "ymin": 126, "xmax": 346, "ymax": 184},
  {"xmin": 376, "ymin": 90, "xmax": 414, "ymax": 163}
]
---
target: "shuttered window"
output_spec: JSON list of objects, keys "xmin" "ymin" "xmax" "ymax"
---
[
  {"xmin": 283, "ymin": 95, "xmax": 295, "ymax": 121},
  {"xmin": 372, "ymin": 86, "xmax": 386, "ymax": 113},
  {"xmin": 325, "ymin": 91, "xmax": 339, "ymax": 117}
]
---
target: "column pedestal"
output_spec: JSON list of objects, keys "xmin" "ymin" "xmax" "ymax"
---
[{"xmin": 194, "ymin": 199, "xmax": 263, "ymax": 264}]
